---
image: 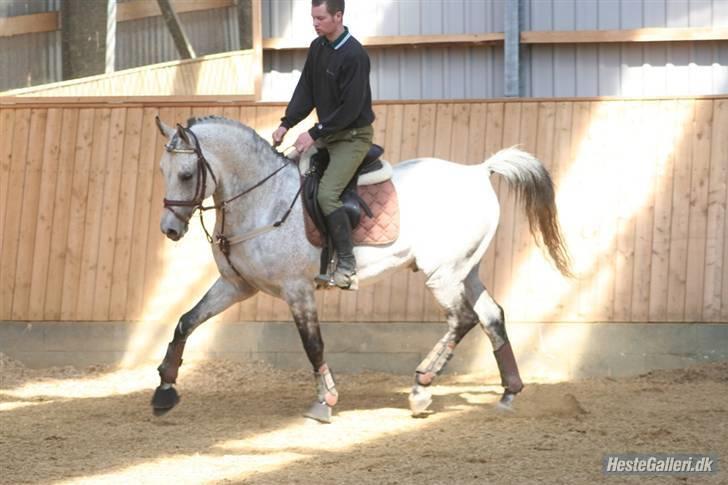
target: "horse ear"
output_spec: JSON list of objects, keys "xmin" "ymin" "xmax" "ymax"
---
[
  {"xmin": 175, "ymin": 124, "xmax": 191, "ymax": 146},
  {"xmin": 155, "ymin": 116, "xmax": 174, "ymax": 138}
]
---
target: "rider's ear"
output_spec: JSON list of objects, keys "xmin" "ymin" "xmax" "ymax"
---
[
  {"xmin": 155, "ymin": 116, "xmax": 175, "ymax": 138},
  {"xmin": 175, "ymin": 124, "xmax": 191, "ymax": 146}
]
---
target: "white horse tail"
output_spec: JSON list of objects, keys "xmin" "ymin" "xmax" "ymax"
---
[{"xmin": 484, "ymin": 147, "xmax": 572, "ymax": 277}]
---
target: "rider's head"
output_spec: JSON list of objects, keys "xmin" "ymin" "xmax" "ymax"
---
[{"xmin": 311, "ymin": 0, "xmax": 344, "ymax": 41}]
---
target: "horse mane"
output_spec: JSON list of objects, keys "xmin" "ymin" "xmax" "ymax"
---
[{"xmin": 185, "ymin": 115, "xmax": 279, "ymax": 160}]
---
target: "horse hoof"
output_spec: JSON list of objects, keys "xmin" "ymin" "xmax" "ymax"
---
[
  {"xmin": 408, "ymin": 386, "xmax": 433, "ymax": 417},
  {"xmin": 151, "ymin": 385, "xmax": 180, "ymax": 416},
  {"xmin": 496, "ymin": 391, "xmax": 516, "ymax": 412},
  {"xmin": 304, "ymin": 400, "xmax": 332, "ymax": 423}
]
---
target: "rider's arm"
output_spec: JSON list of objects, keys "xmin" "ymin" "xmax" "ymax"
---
[{"xmin": 280, "ymin": 41, "xmax": 316, "ymax": 130}]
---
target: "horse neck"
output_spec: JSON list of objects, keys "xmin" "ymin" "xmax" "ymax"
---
[{"xmin": 200, "ymin": 127, "xmax": 298, "ymax": 214}]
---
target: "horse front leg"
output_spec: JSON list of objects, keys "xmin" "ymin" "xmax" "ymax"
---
[
  {"xmin": 151, "ymin": 276, "xmax": 258, "ymax": 415},
  {"xmin": 284, "ymin": 284, "xmax": 338, "ymax": 423}
]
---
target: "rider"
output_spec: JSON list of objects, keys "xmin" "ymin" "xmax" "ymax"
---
[{"xmin": 272, "ymin": 0, "xmax": 375, "ymax": 290}]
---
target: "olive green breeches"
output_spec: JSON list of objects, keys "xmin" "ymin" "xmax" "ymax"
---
[{"xmin": 316, "ymin": 125, "xmax": 374, "ymax": 216}]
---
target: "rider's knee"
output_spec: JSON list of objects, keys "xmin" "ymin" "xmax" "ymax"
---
[{"xmin": 317, "ymin": 188, "xmax": 342, "ymax": 216}]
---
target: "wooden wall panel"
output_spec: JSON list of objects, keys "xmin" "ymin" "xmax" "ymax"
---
[
  {"xmin": 27, "ymin": 108, "xmax": 62, "ymax": 320},
  {"xmin": 612, "ymin": 101, "xmax": 637, "ymax": 322},
  {"xmin": 0, "ymin": 110, "xmax": 15, "ymax": 261},
  {"xmin": 60, "ymin": 109, "xmax": 95, "ymax": 320},
  {"xmin": 648, "ymin": 100, "xmax": 677, "ymax": 321},
  {"xmin": 705, "ymin": 100, "xmax": 728, "ymax": 320},
  {"xmin": 108, "ymin": 108, "xmax": 143, "ymax": 319},
  {"xmin": 0, "ymin": 109, "xmax": 30, "ymax": 318},
  {"xmin": 44, "ymin": 109, "xmax": 80, "ymax": 320},
  {"xmin": 4, "ymin": 51, "xmax": 257, "ymax": 98},
  {"xmin": 685, "ymin": 100, "xmax": 713, "ymax": 319},
  {"xmin": 1, "ymin": 97, "xmax": 726, "ymax": 325},
  {"xmin": 75, "ymin": 109, "xmax": 111, "ymax": 320},
  {"xmin": 631, "ymin": 101, "xmax": 657, "ymax": 322},
  {"xmin": 92, "ymin": 109, "xmax": 128, "ymax": 320},
  {"xmin": 667, "ymin": 100, "xmax": 695, "ymax": 321},
  {"xmin": 11, "ymin": 109, "xmax": 47, "ymax": 319},
  {"xmin": 550, "ymin": 102, "xmax": 575, "ymax": 319}
]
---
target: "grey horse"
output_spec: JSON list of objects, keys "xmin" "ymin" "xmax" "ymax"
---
[{"xmin": 151, "ymin": 116, "xmax": 571, "ymax": 422}]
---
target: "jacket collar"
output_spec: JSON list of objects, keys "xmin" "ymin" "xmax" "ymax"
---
[{"xmin": 322, "ymin": 26, "xmax": 351, "ymax": 50}]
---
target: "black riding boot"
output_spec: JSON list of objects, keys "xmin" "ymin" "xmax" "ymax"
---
[{"xmin": 319, "ymin": 207, "xmax": 358, "ymax": 290}]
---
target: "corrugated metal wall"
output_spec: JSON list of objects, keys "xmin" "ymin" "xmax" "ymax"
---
[
  {"xmin": 524, "ymin": 0, "xmax": 727, "ymax": 30},
  {"xmin": 2, "ymin": 0, "xmax": 728, "ymax": 98},
  {"xmin": 261, "ymin": 0, "xmax": 728, "ymax": 100},
  {"xmin": 115, "ymin": 1, "xmax": 239, "ymax": 71},
  {"xmin": 261, "ymin": 0, "xmax": 505, "ymax": 38},
  {"xmin": 0, "ymin": 0, "xmax": 61, "ymax": 90},
  {"xmin": 0, "ymin": 0, "xmax": 57, "ymax": 16},
  {"xmin": 526, "ymin": 42, "xmax": 728, "ymax": 97},
  {"xmin": 264, "ymin": 46, "xmax": 505, "ymax": 101},
  {"xmin": 261, "ymin": 0, "xmax": 506, "ymax": 100},
  {"xmin": 523, "ymin": 0, "xmax": 728, "ymax": 97},
  {"xmin": 0, "ymin": 1, "xmax": 239, "ymax": 91}
]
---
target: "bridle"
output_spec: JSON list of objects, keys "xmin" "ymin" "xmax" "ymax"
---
[
  {"xmin": 163, "ymin": 126, "xmax": 302, "ymax": 279},
  {"xmin": 163, "ymin": 128, "xmax": 218, "ymax": 224}
]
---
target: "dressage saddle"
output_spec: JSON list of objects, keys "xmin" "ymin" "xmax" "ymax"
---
[
  {"xmin": 302, "ymin": 144, "xmax": 387, "ymax": 275},
  {"xmin": 302, "ymin": 143, "xmax": 386, "ymax": 234}
]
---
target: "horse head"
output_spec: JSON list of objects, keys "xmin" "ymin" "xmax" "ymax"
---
[{"xmin": 155, "ymin": 116, "xmax": 218, "ymax": 241}]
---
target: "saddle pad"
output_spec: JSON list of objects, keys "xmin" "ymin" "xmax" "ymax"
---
[{"xmin": 304, "ymin": 179, "xmax": 400, "ymax": 247}]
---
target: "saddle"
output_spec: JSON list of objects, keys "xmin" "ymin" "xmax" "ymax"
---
[{"xmin": 301, "ymin": 144, "xmax": 400, "ymax": 273}]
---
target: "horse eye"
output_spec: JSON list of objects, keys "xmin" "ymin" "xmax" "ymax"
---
[{"xmin": 179, "ymin": 171, "xmax": 194, "ymax": 182}]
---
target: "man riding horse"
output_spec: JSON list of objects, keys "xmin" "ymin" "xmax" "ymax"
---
[{"xmin": 272, "ymin": 0, "xmax": 374, "ymax": 290}]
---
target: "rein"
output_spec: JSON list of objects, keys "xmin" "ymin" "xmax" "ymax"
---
[{"xmin": 163, "ymin": 127, "xmax": 302, "ymax": 279}]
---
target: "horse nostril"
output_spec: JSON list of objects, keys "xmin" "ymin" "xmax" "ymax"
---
[{"xmin": 166, "ymin": 228, "xmax": 179, "ymax": 240}]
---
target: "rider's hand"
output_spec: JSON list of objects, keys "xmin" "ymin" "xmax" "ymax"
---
[
  {"xmin": 294, "ymin": 131, "xmax": 315, "ymax": 154},
  {"xmin": 272, "ymin": 126, "xmax": 288, "ymax": 147}
]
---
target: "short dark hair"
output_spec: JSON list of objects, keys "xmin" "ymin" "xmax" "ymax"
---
[{"xmin": 312, "ymin": 0, "xmax": 344, "ymax": 16}]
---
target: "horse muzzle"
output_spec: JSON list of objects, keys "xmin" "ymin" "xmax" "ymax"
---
[{"xmin": 160, "ymin": 210, "xmax": 189, "ymax": 241}]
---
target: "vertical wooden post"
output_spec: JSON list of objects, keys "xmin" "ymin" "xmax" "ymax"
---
[
  {"xmin": 156, "ymin": 0, "xmax": 196, "ymax": 59},
  {"xmin": 61, "ymin": 0, "xmax": 108, "ymax": 80},
  {"xmin": 237, "ymin": 0, "xmax": 253, "ymax": 49}
]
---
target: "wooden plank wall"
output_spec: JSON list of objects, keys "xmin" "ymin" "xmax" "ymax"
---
[
  {"xmin": 1, "ymin": 51, "xmax": 257, "ymax": 98},
  {"xmin": 1, "ymin": 98, "xmax": 727, "ymax": 324}
]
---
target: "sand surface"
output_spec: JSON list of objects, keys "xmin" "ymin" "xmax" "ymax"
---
[{"xmin": 1, "ymin": 354, "xmax": 726, "ymax": 484}]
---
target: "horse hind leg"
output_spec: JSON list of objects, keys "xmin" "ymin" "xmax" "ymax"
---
[
  {"xmin": 409, "ymin": 285, "xmax": 479, "ymax": 416},
  {"xmin": 151, "ymin": 276, "xmax": 258, "ymax": 415},
  {"xmin": 464, "ymin": 266, "xmax": 523, "ymax": 410}
]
